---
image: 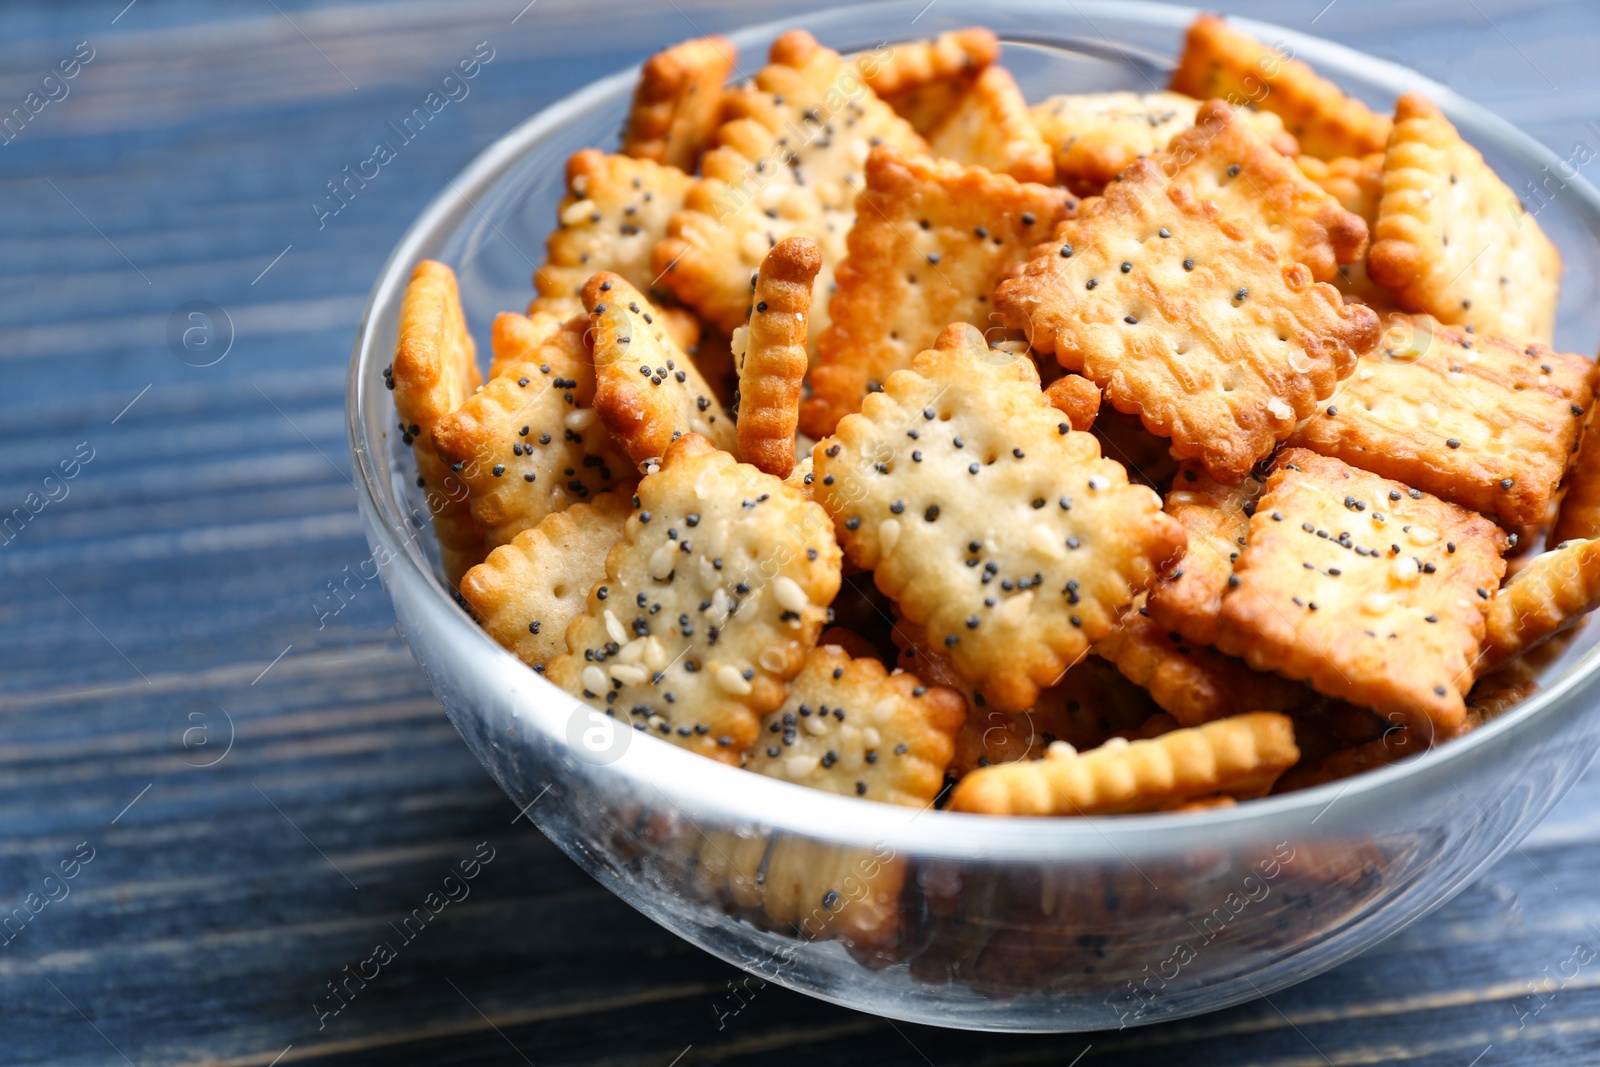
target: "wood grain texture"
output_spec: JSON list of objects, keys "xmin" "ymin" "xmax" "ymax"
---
[{"xmin": 1, "ymin": 0, "xmax": 1598, "ymax": 1063}]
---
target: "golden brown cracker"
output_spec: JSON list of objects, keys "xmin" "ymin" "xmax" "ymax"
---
[
  {"xmin": 1554, "ymin": 393, "xmax": 1600, "ymax": 544},
  {"xmin": 803, "ymin": 144, "xmax": 1073, "ymax": 436},
  {"xmin": 1296, "ymin": 152, "xmax": 1385, "ymax": 226},
  {"xmin": 433, "ymin": 311, "xmax": 635, "ymax": 548},
  {"xmin": 995, "ymin": 157, "xmax": 1380, "ymax": 483},
  {"xmin": 546, "ymin": 434, "xmax": 842, "ymax": 764},
  {"xmin": 1165, "ymin": 99, "xmax": 1369, "ymax": 283},
  {"xmin": 489, "ymin": 308, "xmax": 565, "ymax": 380},
  {"xmin": 1369, "ymin": 93, "xmax": 1562, "ymax": 345},
  {"xmin": 1171, "ymin": 14, "xmax": 1391, "ymax": 160},
  {"xmin": 1044, "ymin": 374, "xmax": 1101, "ymax": 432},
  {"xmin": 583, "ymin": 273, "xmax": 737, "ymax": 463},
  {"xmin": 948, "ymin": 711, "xmax": 1299, "ymax": 815},
  {"xmin": 815, "ymin": 323, "xmax": 1186, "ymax": 713},
  {"xmin": 390, "ymin": 259, "xmax": 485, "ymax": 583},
  {"xmin": 855, "ymin": 28, "xmax": 999, "ymax": 99},
  {"xmin": 457, "ymin": 491, "xmax": 632, "ymax": 672},
  {"xmin": 1287, "ymin": 314, "xmax": 1593, "ymax": 525},
  {"xmin": 926, "ymin": 65, "xmax": 1053, "ymax": 184},
  {"xmin": 1095, "ymin": 604, "xmax": 1308, "ymax": 727},
  {"xmin": 1145, "ymin": 462, "xmax": 1264, "ymax": 645},
  {"xmin": 653, "ymin": 31, "xmax": 926, "ymax": 338},
  {"xmin": 734, "ymin": 236, "xmax": 819, "ymax": 478},
  {"xmin": 745, "ymin": 644, "xmax": 964, "ymax": 806},
  {"xmin": 1212, "ymin": 449, "xmax": 1508, "ymax": 738},
  {"xmin": 531, "ymin": 150, "xmax": 693, "ymax": 318},
  {"xmin": 1481, "ymin": 537, "xmax": 1600, "ymax": 671},
  {"xmin": 621, "ymin": 35, "xmax": 737, "ymax": 172}
]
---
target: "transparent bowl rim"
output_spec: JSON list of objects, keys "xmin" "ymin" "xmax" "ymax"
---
[{"xmin": 347, "ymin": 0, "xmax": 1600, "ymax": 857}]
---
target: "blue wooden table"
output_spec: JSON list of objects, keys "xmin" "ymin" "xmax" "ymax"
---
[{"xmin": 4, "ymin": 1, "xmax": 1600, "ymax": 1063}]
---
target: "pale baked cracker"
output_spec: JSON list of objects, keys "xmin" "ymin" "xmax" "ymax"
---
[
  {"xmin": 1170, "ymin": 14, "xmax": 1391, "ymax": 160},
  {"xmin": 734, "ymin": 236, "xmax": 819, "ymax": 478},
  {"xmin": 1145, "ymin": 462, "xmax": 1264, "ymax": 645},
  {"xmin": 546, "ymin": 434, "xmax": 842, "ymax": 764},
  {"xmin": 433, "ymin": 311, "xmax": 635, "ymax": 548},
  {"xmin": 802, "ymin": 144, "xmax": 1073, "ymax": 436},
  {"xmin": 584, "ymin": 273, "xmax": 737, "ymax": 463},
  {"xmin": 995, "ymin": 157, "xmax": 1380, "ymax": 483},
  {"xmin": 814, "ymin": 322, "xmax": 1186, "ymax": 713},
  {"xmin": 457, "ymin": 491, "xmax": 632, "ymax": 672},
  {"xmin": 746, "ymin": 644, "xmax": 964, "ymax": 805},
  {"xmin": 1296, "ymin": 152, "xmax": 1385, "ymax": 227},
  {"xmin": 1095, "ymin": 603, "xmax": 1308, "ymax": 727},
  {"xmin": 1212, "ymin": 449, "xmax": 1508, "ymax": 738},
  {"xmin": 1287, "ymin": 313, "xmax": 1593, "ymax": 525},
  {"xmin": 653, "ymin": 30, "xmax": 927, "ymax": 339},
  {"xmin": 1480, "ymin": 537, "xmax": 1600, "ymax": 672},
  {"xmin": 948, "ymin": 711, "xmax": 1299, "ymax": 815},
  {"xmin": 1165, "ymin": 99, "xmax": 1369, "ymax": 283},
  {"xmin": 390, "ymin": 259, "xmax": 485, "ymax": 584},
  {"xmin": 1554, "ymin": 392, "xmax": 1600, "ymax": 544},
  {"xmin": 621, "ymin": 35, "xmax": 737, "ymax": 172},
  {"xmin": 1044, "ymin": 374, "xmax": 1101, "ymax": 432},
  {"xmin": 926, "ymin": 65, "xmax": 1053, "ymax": 184},
  {"xmin": 1028, "ymin": 90, "xmax": 1298, "ymax": 195},
  {"xmin": 1369, "ymin": 93, "xmax": 1562, "ymax": 345},
  {"xmin": 531, "ymin": 150, "xmax": 693, "ymax": 319}
]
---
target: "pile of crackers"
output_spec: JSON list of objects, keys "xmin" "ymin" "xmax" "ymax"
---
[{"xmin": 388, "ymin": 17, "xmax": 1600, "ymax": 829}]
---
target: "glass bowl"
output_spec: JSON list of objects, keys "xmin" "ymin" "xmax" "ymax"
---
[{"xmin": 347, "ymin": 0, "xmax": 1600, "ymax": 1032}]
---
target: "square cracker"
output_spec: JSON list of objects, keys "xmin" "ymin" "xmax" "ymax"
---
[
  {"xmin": 1212, "ymin": 449, "xmax": 1508, "ymax": 737},
  {"xmin": 802, "ymin": 144, "xmax": 1074, "ymax": 436},
  {"xmin": 1165, "ymin": 99, "xmax": 1368, "ymax": 283},
  {"xmin": 733, "ymin": 236, "xmax": 820, "ymax": 479},
  {"xmin": 433, "ymin": 311, "xmax": 636, "ymax": 548},
  {"xmin": 948, "ymin": 711, "xmax": 1299, "ymax": 816},
  {"xmin": 1287, "ymin": 313, "xmax": 1593, "ymax": 526},
  {"xmin": 546, "ymin": 434, "xmax": 842, "ymax": 764},
  {"xmin": 1028, "ymin": 90, "xmax": 1296, "ymax": 196},
  {"xmin": 620, "ymin": 36, "xmax": 737, "ymax": 172},
  {"xmin": 1145, "ymin": 462, "xmax": 1264, "ymax": 645},
  {"xmin": 1369, "ymin": 93, "xmax": 1562, "ymax": 345},
  {"xmin": 995, "ymin": 157, "xmax": 1380, "ymax": 483},
  {"xmin": 926, "ymin": 65, "xmax": 1054, "ymax": 184},
  {"xmin": 457, "ymin": 490, "xmax": 632, "ymax": 673},
  {"xmin": 583, "ymin": 273, "xmax": 737, "ymax": 463},
  {"xmin": 531, "ymin": 150, "xmax": 693, "ymax": 318},
  {"xmin": 814, "ymin": 323, "xmax": 1186, "ymax": 713},
  {"xmin": 652, "ymin": 30, "xmax": 927, "ymax": 339},
  {"xmin": 389, "ymin": 260, "xmax": 485, "ymax": 584},
  {"xmin": 1170, "ymin": 14, "xmax": 1391, "ymax": 160}
]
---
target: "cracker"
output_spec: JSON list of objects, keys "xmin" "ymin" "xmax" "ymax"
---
[
  {"xmin": 1095, "ymin": 604, "xmax": 1309, "ymax": 727},
  {"xmin": 1480, "ymin": 537, "xmax": 1600, "ymax": 671},
  {"xmin": 745, "ymin": 644, "xmax": 965, "ymax": 805},
  {"xmin": 1368, "ymin": 93, "xmax": 1562, "ymax": 345},
  {"xmin": 1274, "ymin": 728, "xmax": 1415, "ymax": 792},
  {"xmin": 621, "ymin": 36, "xmax": 737, "ymax": 172},
  {"xmin": 489, "ymin": 309, "xmax": 565, "ymax": 380},
  {"xmin": 546, "ymin": 434, "xmax": 842, "ymax": 764},
  {"xmin": 815, "ymin": 322, "xmax": 1186, "ymax": 713},
  {"xmin": 926, "ymin": 66, "xmax": 1053, "ymax": 184},
  {"xmin": 1553, "ymin": 398, "xmax": 1600, "ymax": 544},
  {"xmin": 948, "ymin": 711, "xmax": 1299, "ymax": 815},
  {"xmin": 1170, "ymin": 14, "xmax": 1391, "ymax": 160},
  {"xmin": 734, "ymin": 236, "xmax": 820, "ymax": 478},
  {"xmin": 855, "ymin": 28, "xmax": 999, "ymax": 99},
  {"xmin": 1287, "ymin": 313, "xmax": 1593, "ymax": 525},
  {"xmin": 1044, "ymin": 374, "xmax": 1101, "ymax": 432},
  {"xmin": 390, "ymin": 259, "xmax": 485, "ymax": 583},
  {"xmin": 1296, "ymin": 152, "xmax": 1385, "ymax": 226},
  {"xmin": 1028, "ymin": 90, "xmax": 1297, "ymax": 196},
  {"xmin": 802, "ymin": 144, "xmax": 1074, "ymax": 436},
  {"xmin": 433, "ymin": 311, "xmax": 635, "ymax": 548},
  {"xmin": 1165, "ymin": 99, "xmax": 1369, "ymax": 283},
  {"xmin": 1463, "ymin": 658, "xmax": 1540, "ymax": 731},
  {"xmin": 995, "ymin": 157, "xmax": 1380, "ymax": 482},
  {"xmin": 583, "ymin": 273, "xmax": 738, "ymax": 463},
  {"xmin": 653, "ymin": 31, "xmax": 927, "ymax": 338},
  {"xmin": 457, "ymin": 491, "xmax": 632, "ymax": 672},
  {"xmin": 1211, "ymin": 449, "xmax": 1509, "ymax": 738},
  {"xmin": 531, "ymin": 150, "xmax": 694, "ymax": 319},
  {"xmin": 1145, "ymin": 462, "xmax": 1264, "ymax": 645}
]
